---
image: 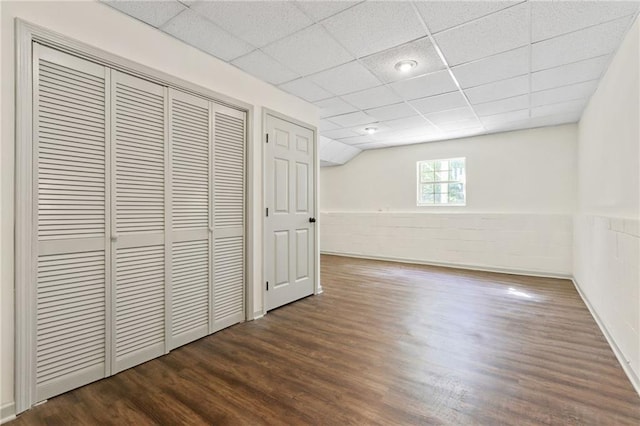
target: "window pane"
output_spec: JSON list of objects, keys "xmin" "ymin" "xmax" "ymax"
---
[
  {"xmin": 421, "ymin": 170, "xmax": 435, "ymax": 182},
  {"xmin": 433, "ymin": 183, "xmax": 448, "ymax": 193},
  {"xmin": 435, "ymin": 160, "xmax": 449, "ymax": 171},
  {"xmin": 448, "ymin": 183, "xmax": 464, "ymax": 203},
  {"xmin": 421, "ymin": 183, "xmax": 434, "ymax": 195},
  {"xmin": 435, "ymin": 193, "xmax": 448, "ymax": 203},
  {"xmin": 435, "ymin": 171, "xmax": 448, "ymax": 181},
  {"xmin": 449, "ymin": 168, "xmax": 464, "ymax": 181},
  {"xmin": 450, "ymin": 159, "xmax": 464, "ymax": 170},
  {"xmin": 421, "ymin": 162, "xmax": 435, "ymax": 173}
]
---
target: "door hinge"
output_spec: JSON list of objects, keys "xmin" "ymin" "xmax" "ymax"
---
[
  {"xmin": 266, "ymin": 207, "xmax": 269, "ymax": 217},
  {"xmin": 265, "ymin": 133, "xmax": 269, "ymax": 143},
  {"xmin": 266, "ymin": 281, "xmax": 269, "ymax": 291}
]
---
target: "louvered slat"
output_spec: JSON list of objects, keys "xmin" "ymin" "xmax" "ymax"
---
[
  {"xmin": 172, "ymin": 240, "xmax": 209, "ymax": 340},
  {"xmin": 114, "ymin": 75, "xmax": 165, "ymax": 234},
  {"xmin": 115, "ymin": 245, "xmax": 165, "ymax": 360},
  {"xmin": 37, "ymin": 59, "xmax": 106, "ymax": 240},
  {"xmin": 36, "ymin": 250, "xmax": 105, "ymax": 394},
  {"xmin": 171, "ymin": 96, "xmax": 209, "ymax": 229},
  {"xmin": 214, "ymin": 111, "xmax": 244, "ymax": 229},
  {"xmin": 213, "ymin": 237, "xmax": 244, "ymax": 321}
]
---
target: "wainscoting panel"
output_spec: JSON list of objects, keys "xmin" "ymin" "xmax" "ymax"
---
[{"xmin": 320, "ymin": 212, "xmax": 573, "ymax": 276}]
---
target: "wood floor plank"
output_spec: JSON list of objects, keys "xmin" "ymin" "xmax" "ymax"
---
[{"xmin": 10, "ymin": 254, "xmax": 640, "ymax": 425}]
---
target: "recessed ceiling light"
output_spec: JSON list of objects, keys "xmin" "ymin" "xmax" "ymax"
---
[
  {"xmin": 365, "ymin": 127, "xmax": 377, "ymax": 134},
  {"xmin": 394, "ymin": 60, "xmax": 418, "ymax": 73}
]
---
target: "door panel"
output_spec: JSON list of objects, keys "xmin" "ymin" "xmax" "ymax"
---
[
  {"xmin": 33, "ymin": 44, "xmax": 108, "ymax": 402},
  {"xmin": 111, "ymin": 70, "xmax": 166, "ymax": 373},
  {"xmin": 211, "ymin": 104, "xmax": 246, "ymax": 332},
  {"xmin": 265, "ymin": 115, "xmax": 315, "ymax": 311},
  {"xmin": 168, "ymin": 89, "xmax": 211, "ymax": 349}
]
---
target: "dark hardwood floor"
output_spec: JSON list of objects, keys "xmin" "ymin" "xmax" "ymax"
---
[{"xmin": 11, "ymin": 255, "xmax": 640, "ymax": 425}]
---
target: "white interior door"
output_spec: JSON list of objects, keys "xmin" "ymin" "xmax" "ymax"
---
[
  {"xmin": 265, "ymin": 114, "xmax": 316, "ymax": 311},
  {"xmin": 211, "ymin": 104, "xmax": 246, "ymax": 332},
  {"xmin": 168, "ymin": 89, "xmax": 212, "ymax": 349},
  {"xmin": 111, "ymin": 70, "xmax": 167, "ymax": 373},
  {"xmin": 32, "ymin": 44, "xmax": 109, "ymax": 402}
]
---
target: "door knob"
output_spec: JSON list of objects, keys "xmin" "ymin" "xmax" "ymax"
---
[{"xmin": 309, "ymin": 217, "xmax": 316, "ymax": 223}]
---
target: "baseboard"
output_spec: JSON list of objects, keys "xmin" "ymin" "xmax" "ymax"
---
[
  {"xmin": 1, "ymin": 402, "xmax": 16, "ymax": 424},
  {"xmin": 571, "ymin": 278, "xmax": 640, "ymax": 397},
  {"xmin": 251, "ymin": 311, "xmax": 264, "ymax": 321},
  {"xmin": 321, "ymin": 251, "xmax": 572, "ymax": 280}
]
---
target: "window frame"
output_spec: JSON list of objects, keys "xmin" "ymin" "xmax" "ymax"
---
[{"xmin": 416, "ymin": 157, "xmax": 467, "ymax": 207}]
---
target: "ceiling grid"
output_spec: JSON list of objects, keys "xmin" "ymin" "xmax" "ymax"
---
[{"xmin": 103, "ymin": 0, "xmax": 640, "ymax": 151}]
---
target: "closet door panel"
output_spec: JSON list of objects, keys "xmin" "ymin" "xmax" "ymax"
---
[
  {"xmin": 211, "ymin": 105, "xmax": 246, "ymax": 332},
  {"xmin": 34, "ymin": 44, "xmax": 108, "ymax": 401},
  {"xmin": 111, "ymin": 70, "xmax": 166, "ymax": 373},
  {"xmin": 169, "ymin": 89, "xmax": 211, "ymax": 349}
]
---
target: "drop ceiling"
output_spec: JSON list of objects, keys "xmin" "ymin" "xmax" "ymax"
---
[{"xmin": 104, "ymin": 0, "xmax": 639, "ymax": 152}]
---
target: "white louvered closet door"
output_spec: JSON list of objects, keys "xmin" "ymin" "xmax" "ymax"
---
[
  {"xmin": 211, "ymin": 104, "xmax": 246, "ymax": 332},
  {"xmin": 111, "ymin": 71, "xmax": 167, "ymax": 373},
  {"xmin": 33, "ymin": 44, "xmax": 109, "ymax": 402},
  {"xmin": 168, "ymin": 89, "xmax": 212, "ymax": 349}
]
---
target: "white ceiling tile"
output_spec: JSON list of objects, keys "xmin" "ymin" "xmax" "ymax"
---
[
  {"xmin": 531, "ymin": 80, "xmax": 599, "ymax": 107},
  {"xmin": 294, "ymin": 1, "xmax": 360, "ymax": 21},
  {"xmin": 365, "ymin": 102, "xmax": 416, "ymax": 122},
  {"xmin": 161, "ymin": 10, "xmax": 253, "ymax": 61},
  {"xmin": 415, "ymin": 1, "xmax": 522, "ymax": 34},
  {"xmin": 338, "ymin": 134, "xmax": 375, "ymax": 145},
  {"xmin": 309, "ymin": 61, "xmax": 381, "ymax": 95},
  {"xmin": 480, "ymin": 109, "xmax": 530, "ymax": 129},
  {"xmin": 531, "ymin": 99, "xmax": 587, "ymax": 118},
  {"xmin": 328, "ymin": 111, "xmax": 376, "ymax": 127},
  {"xmin": 389, "ymin": 70, "xmax": 458, "ymax": 100},
  {"xmin": 263, "ymin": 25, "xmax": 353, "ymax": 75},
  {"xmin": 473, "ymin": 94, "xmax": 529, "ymax": 117},
  {"xmin": 104, "ymin": 0, "xmax": 186, "ymax": 27},
  {"xmin": 531, "ymin": 110, "xmax": 583, "ymax": 125},
  {"xmin": 381, "ymin": 115, "xmax": 431, "ymax": 130},
  {"xmin": 341, "ymin": 85, "xmax": 402, "ymax": 110},
  {"xmin": 353, "ymin": 141, "xmax": 389, "ymax": 150},
  {"xmin": 532, "ymin": 1, "xmax": 639, "ymax": 42},
  {"xmin": 409, "ymin": 91, "xmax": 468, "ymax": 115},
  {"xmin": 351, "ymin": 123, "xmax": 391, "ymax": 136},
  {"xmin": 434, "ymin": 3, "xmax": 529, "ymax": 66},
  {"xmin": 531, "ymin": 55, "xmax": 610, "ymax": 92},
  {"xmin": 531, "ymin": 15, "xmax": 633, "ymax": 71},
  {"xmin": 319, "ymin": 119, "xmax": 341, "ymax": 131},
  {"xmin": 192, "ymin": 1, "xmax": 312, "ymax": 47},
  {"xmin": 437, "ymin": 119, "xmax": 483, "ymax": 132},
  {"xmin": 231, "ymin": 50, "xmax": 298, "ymax": 85},
  {"xmin": 464, "ymin": 75, "xmax": 529, "ymax": 104},
  {"xmin": 451, "ymin": 46, "xmax": 529, "ymax": 89},
  {"xmin": 322, "ymin": 128, "xmax": 360, "ymax": 140},
  {"xmin": 278, "ymin": 77, "xmax": 332, "ymax": 102},
  {"xmin": 426, "ymin": 107, "xmax": 477, "ymax": 125},
  {"xmin": 359, "ymin": 37, "xmax": 446, "ymax": 83},
  {"xmin": 315, "ymin": 97, "xmax": 357, "ymax": 118},
  {"xmin": 322, "ymin": 1, "xmax": 426, "ymax": 57}
]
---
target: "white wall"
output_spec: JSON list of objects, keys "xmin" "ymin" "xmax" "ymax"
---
[
  {"xmin": 0, "ymin": 0, "xmax": 318, "ymax": 417},
  {"xmin": 321, "ymin": 124, "xmax": 577, "ymax": 214},
  {"xmin": 574, "ymin": 18, "xmax": 640, "ymax": 391},
  {"xmin": 321, "ymin": 125, "xmax": 577, "ymax": 276}
]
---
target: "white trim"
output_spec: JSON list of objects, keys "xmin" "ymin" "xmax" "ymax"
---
[
  {"xmin": 320, "ymin": 251, "xmax": 572, "ymax": 280},
  {"xmin": 571, "ymin": 278, "xmax": 640, "ymax": 397},
  {"xmin": 251, "ymin": 312, "xmax": 264, "ymax": 321},
  {"xmin": 0, "ymin": 402, "xmax": 16, "ymax": 424}
]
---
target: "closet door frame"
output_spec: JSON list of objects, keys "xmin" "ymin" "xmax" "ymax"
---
[{"xmin": 15, "ymin": 19, "xmax": 254, "ymax": 414}]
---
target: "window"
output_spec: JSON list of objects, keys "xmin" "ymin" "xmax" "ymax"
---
[{"xmin": 417, "ymin": 158, "xmax": 466, "ymax": 206}]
